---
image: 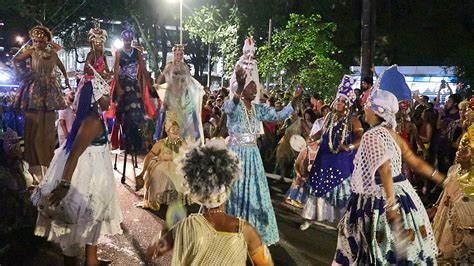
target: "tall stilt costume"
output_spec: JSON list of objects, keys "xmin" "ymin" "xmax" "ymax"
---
[
  {"xmin": 224, "ymin": 38, "xmax": 294, "ymax": 245},
  {"xmin": 301, "ymin": 75, "xmax": 361, "ymax": 226},
  {"xmin": 333, "ymin": 67, "xmax": 438, "ymax": 265},
  {"xmin": 31, "ymin": 26, "xmax": 122, "ymax": 258},
  {"xmin": 112, "ymin": 25, "xmax": 155, "ymax": 153},
  {"xmin": 13, "ymin": 26, "xmax": 68, "ymax": 175}
]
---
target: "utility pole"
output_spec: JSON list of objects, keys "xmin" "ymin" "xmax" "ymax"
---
[
  {"xmin": 265, "ymin": 19, "xmax": 272, "ymax": 90},
  {"xmin": 360, "ymin": 0, "xmax": 375, "ymax": 79}
]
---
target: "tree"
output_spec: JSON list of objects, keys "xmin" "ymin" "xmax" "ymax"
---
[
  {"xmin": 184, "ymin": 5, "xmax": 240, "ymax": 86},
  {"xmin": 259, "ymin": 13, "xmax": 344, "ymax": 100}
]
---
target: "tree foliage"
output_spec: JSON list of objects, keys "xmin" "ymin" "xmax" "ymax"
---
[
  {"xmin": 259, "ymin": 14, "xmax": 344, "ymax": 99},
  {"xmin": 184, "ymin": 5, "xmax": 240, "ymax": 81}
]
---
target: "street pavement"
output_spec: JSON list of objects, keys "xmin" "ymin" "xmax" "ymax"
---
[{"xmin": 15, "ymin": 152, "xmax": 338, "ymax": 265}]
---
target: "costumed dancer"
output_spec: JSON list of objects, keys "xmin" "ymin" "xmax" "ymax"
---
[
  {"xmin": 31, "ymin": 25, "xmax": 122, "ymax": 265},
  {"xmin": 284, "ymin": 136, "xmax": 319, "ymax": 208},
  {"xmin": 12, "ymin": 25, "xmax": 69, "ymax": 179},
  {"xmin": 333, "ymin": 68, "xmax": 446, "ymax": 265},
  {"xmin": 153, "ymin": 44, "xmax": 186, "ymax": 140},
  {"xmin": 224, "ymin": 42, "xmax": 302, "ymax": 245},
  {"xmin": 147, "ymin": 139, "xmax": 273, "ymax": 266},
  {"xmin": 112, "ymin": 25, "xmax": 154, "ymax": 155},
  {"xmin": 135, "ymin": 112, "xmax": 191, "ymax": 208},
  {"xmin": 300, "ymin": 75, "xmax": 363, "ymax": 230}
]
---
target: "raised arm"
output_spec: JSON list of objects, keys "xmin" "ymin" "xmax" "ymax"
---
[{"xmin": 12, "ymin": 48, "xmax": 33, "ymax": 74}]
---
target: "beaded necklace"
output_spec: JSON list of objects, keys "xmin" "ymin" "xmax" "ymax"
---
[
  {"xmin": 164, "ymin": 137, "xmax": 182, "ymax": 153},
  {"xmin": 242, "ymin": 102, "xmax": 257, "ymax": 134},
  {"xmin": 327, "ymin": 112, "xmax": 350, "ymax": 154}
]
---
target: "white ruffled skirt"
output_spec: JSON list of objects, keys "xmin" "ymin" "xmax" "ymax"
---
[{"xmin": 32, "ymin": 144, "xmax": 122, "ymax": 256}]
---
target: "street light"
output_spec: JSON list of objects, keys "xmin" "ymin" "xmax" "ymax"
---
[
  {"xmin": 16, "ymin": 36, "xmax": 24, "ymax": 44},
  {"xmin": 113, "ymin": 39, "xmax": 123, "ymax": 49}
]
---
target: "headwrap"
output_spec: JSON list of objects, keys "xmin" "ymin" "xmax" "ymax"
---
[
  {"xmin": 121, "ymin": 24, "xmax": 135, "ymax": 41},
  {"xmin": 229, "ymin": 37, "xmax": 260, "ymax": 102},
  {"xmin": 88, "ymin": 26, "xmax": 107, "ymax": 45},
  {"xmin": 372, "ymin": 65, "xmax": 411, "ymax": 101},
  {"xmin": 29, "ymin": 25, "xmax": 52, "ymax": 42},
  {"xmin": 367, "ymin": 89, "xmax": 399, "ymax": 129},
  {"xmin": 334, "ymin": 75, "xmax": 356, "ymax": 106}
]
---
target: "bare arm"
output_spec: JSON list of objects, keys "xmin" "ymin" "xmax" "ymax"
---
[
  {"xmin": 55, "ymin": 52, "xmax": 70, "ymax": 87},
  {"xmin": 113, "ymin": 50, "xmax": 123, "ymax": 96},
  {"xmin": 59, "ymin": 119, "xmax": 69, "ymax": 136},
  {"xmin": 243, "ymin": 222, "xmax": 274, "ymax": 266},
  {"xmin": 83, "ymin": 52, "xmax": 95, "ymax": 75},
  {"xmin": 12, "ymin": 48, "xmax": 33, "ymax": 74},
  {"xmin": 138, "ymin": 142, "xmax": 162, "ymax": 178},
  {"xmin": 293, "ymin": 148, "xmax": 307, "ymax": 178},
  {"xmin": 49, "ymin": 115, "xmax": 103, "ymax": 206},
  {"xmin": 392, "ymin": 129, "xmax": 445, "ymax": 184}
]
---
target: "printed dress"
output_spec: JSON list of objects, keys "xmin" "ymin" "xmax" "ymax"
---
[
  {"xmin": 223, "ymin": 100, "xmax": 293, "ymax": 245},
  {"xmin": 116, "ymin": 48, "xmax": 146, "ymax": 152},
  {"xmin": 302, "ymin": 119, "xmax": 355, "ymax": 223},
  {"xmin": 333, "ymin": 126, "xmax": 437, "ymax": 265}
]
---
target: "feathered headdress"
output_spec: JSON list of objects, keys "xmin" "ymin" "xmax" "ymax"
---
[
  {"xmin": 29, "ymin": 25, "xmax": 52, "ymax": 42},
  {"xmin": 335, "ymin": 75, "xmax": 356, "ymax": 106},
  {"xmin": 88, "ymin": 26, "xmax": 107, "ymax": 44},
  {"xmin": 172, "ymin": 44, "xmax": 184, "ymax": 52}
]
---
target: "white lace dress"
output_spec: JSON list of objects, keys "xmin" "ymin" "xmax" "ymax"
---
[
  {"xmin": 333, "ymin": 126, "xmax": 437, "ymax": 265},
  {"xmin": 32, "ymin": 143, "xmax": 122, "ymax": 256}
]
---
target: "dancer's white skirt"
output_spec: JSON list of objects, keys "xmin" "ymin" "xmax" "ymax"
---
[{"xmin": 32, "ymin": 144, "xmax": 122, "ymax": 256}]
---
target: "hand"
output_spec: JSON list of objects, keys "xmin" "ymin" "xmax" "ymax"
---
[
  {"xmin": 235, "ymin": 65, "xmax": 247, "ymax": 91},
  {"xmin": 294, "ymin": 84, "xmax": 303, "ymax": 97},
  {"xmin": 49, "ymin": 186, "xmax": 69, "ymax": 207}
]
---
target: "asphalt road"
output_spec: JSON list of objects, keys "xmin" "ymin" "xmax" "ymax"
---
[{"xmin": 7, "ymin": 152, "xmax": 338, "ymax": 266}]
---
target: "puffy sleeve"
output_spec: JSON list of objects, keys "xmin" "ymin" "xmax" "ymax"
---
[
  {"xmin": 255, "ymin": 103, "xmax": 294, "ymax": 122},
  {"xmin": 222, "ymin": 99, "xmax": 239, "ymax": 115}
]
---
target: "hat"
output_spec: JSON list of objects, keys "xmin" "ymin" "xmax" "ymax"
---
[
  {"xmin": 121, "ymin": 24, "xmax": 135, "ymax": 41},
  {"xmin": 335, "ymin": 75, "xmax": 356, "ymax": 105},
  {"xmin": 373, "ymin": 65, "xmax": 411, "ymax": 101},
  {"xmin": 88, "ymin": 26, "xmax": 107, "ymax": 44},
  {"xmin": 368, "ymin": 89, "xmax": 399, "ymax": 129},
  {"xmin": 29, "ymin": 25, "xmax": 52, "ymax": 42}
]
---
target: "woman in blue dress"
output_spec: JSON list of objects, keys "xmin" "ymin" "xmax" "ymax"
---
[
  {"xmin": 300, "ymin": 75, "xmax": 364, "ymax": 230},
  {"xmin": 223, "ymin": 65, "xmax": 302, "ymax": 245}
]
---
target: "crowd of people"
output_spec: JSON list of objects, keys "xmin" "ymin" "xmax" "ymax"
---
[{"xmin": 0, "ymin": 22, "xmax": 472, "ymax": 265}]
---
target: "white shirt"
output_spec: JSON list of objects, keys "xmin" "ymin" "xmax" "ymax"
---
[{"xmin": 57, "ymin": 107, "xmax": 75, "ymax": 140}]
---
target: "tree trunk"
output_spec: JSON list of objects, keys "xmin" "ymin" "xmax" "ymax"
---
[{"xmin": 360, "ymin": 0, "xmax": 375, "ymax": 79}]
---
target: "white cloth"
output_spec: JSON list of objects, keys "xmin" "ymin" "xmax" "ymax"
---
[
  {"xmin": 368, "ymin": 85, "xmax": 399, "ymax": 130},
  {"xmin": 310, "ymin": 117, "xmax": 325, "ymax": 136},
  {"xmin": 57, "ymin": 108, "xmax": 75, "ymax": 145},
  {"xmin": 351, "ymin": 126, "xmax": 402, "ymax": 196},
  {"xmin": 32, "ymin": 144, "xmax": 122, "ymax": 256}
]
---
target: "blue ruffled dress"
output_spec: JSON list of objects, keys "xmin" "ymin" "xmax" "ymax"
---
[{"xmin": 223, "ymin": 100, "xmax": 293, "ymax": 245}]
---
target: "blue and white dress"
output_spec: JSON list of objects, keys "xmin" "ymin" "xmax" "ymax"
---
[
  {"xmin": 334, "ymin": 126, "xmax": 437, "ymax": 265},
  {"xmin": 302, "ymin": 119, "xmax": 355, "ymax": 223},
  {"xmin": 223, "ymin": 99, "xmax": 293, "ymax": 245}
]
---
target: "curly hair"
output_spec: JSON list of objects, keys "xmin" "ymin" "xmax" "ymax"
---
[{"xmin": 181, "ymin": 145, "xmax": 241, "ymax": 201}]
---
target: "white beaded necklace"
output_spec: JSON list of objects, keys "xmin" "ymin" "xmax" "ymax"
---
[{"xmin": 242, "ymin": 102, "xmax": 257, "ymax": 134}]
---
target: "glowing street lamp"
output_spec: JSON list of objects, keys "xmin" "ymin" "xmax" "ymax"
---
[
  {"xmin": 113, "ymin": 39, "xmax": 124, "ymax": 49},
  {"xmin": 16, "ymin": 35, "xmax": 24, "ymax": 44}
]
